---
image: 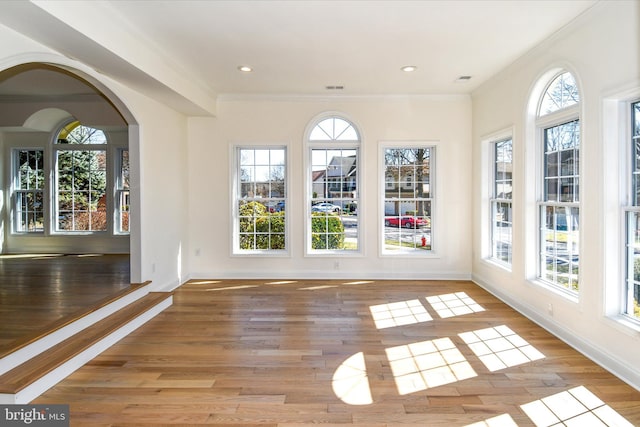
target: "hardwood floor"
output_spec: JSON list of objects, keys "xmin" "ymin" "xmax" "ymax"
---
[
  {"xmin": 0, "ymin": 253, "xmax": 130, "ymax": 354},
  {"xmin": 32, "ymin": 279, "xmax": 640, "ymax": 426}
]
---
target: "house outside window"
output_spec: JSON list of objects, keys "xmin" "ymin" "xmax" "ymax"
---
[
  {"xmin": 235, "ymin": 147, "xmax": 287, "ymax": 253},
  {"xmin": 307, "ymin": 116, "xmax": 360, "ymax": 253},
  {"xmin": 625, "ymin": 100, "xmax": 640, "ymax": 320},
  {"xmin": 537, "ymin": 71, "xmax": 580, "ymax": 293},
  {"xmin": 13, "ymin": 149, "xmax": 44, "ymax": 233},
  {"xmin": 491, "ymin": 138, "xmax": 513, "ymax": 265},
  {"xmin": 382, "ymin": 146, "xmax": 433, "ymax": 254}
]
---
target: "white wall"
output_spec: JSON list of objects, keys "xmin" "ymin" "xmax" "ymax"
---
[
  {"xmin": 471, "ymin": 1, "xmax": 640, "ymax": 389},
  {"xmin": 187, "ymin": 95, "xmax": 472, "ymax": 279}
]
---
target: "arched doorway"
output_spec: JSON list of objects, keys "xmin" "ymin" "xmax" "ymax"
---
[{"xmin": 0, "ymin": 63, "xmax": 139, "ymax": 353}]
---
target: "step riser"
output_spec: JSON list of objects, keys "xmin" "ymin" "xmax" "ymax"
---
[
  {"xmin": 0, "ymin": 295, "xmax": 172, "ymax": 404},
  {"xmin": 0, "ymin": 285, "xmax": 152, "ymax": 376}
]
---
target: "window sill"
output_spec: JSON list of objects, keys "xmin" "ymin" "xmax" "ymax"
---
[
  {"xmin": 481, "ymin": 257, "xmax": 512, "ymax": 273},
  {"xmin": 605, "ymin": 314, "xmax": 640, "ymax": 337},
  {"xmin": 527, "ymin": 278, "xmax": 579, "ymax": 304}
]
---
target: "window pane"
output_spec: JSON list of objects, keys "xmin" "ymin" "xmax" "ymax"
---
[
  {"xmin": 308, "ymin": 118, "xmax": 360, "ymax": 253},
  {"xmin": 491, "ymin": 138, "xmax": 513, "ymax": 264},
  {"xmin": 236, "ymin": 148, "xmax": 286, "ymax": 252},
  {"xmin": 310, "ymin": 117, "xmax": 359, "ymax": 141},
  {"xmin": 634, "ymin": 102, "xmax": 640, "ymax": 137},
  {"xmin": 626, "ymin": 102, "xmax": 640, "ymax": 320},
  {"xmin": 542, "ymin": 118, "xmax": 580, "ymax": 289},
  {"xmin": 116, "ymin": 149, "xmax": 130, "ymax": 234},
  {"xmin": 492, "ymin": 201, "xmax": 512, "ymax": 264},
  {"xmin": 16, "ymin": 191, "xmax": 44, "ymax": 232},
  {"xmin": 56, "ymin": 150, "xmax": 107, "ymax": 231},
  {"xmin": 383, "ymin": 147, "xmax": 432, "ymax": 253},
  {"xmin": 14, "ymin": 150, "xmax": 45, "ymax": 233},
  {"xmin": 540, "ymin": 72, "xmax": 579, "ymax": 115},
  {"xmin": 57, "ymin": 122, "xmax": 107, "ymax": 145},
  {"xmin": 540, "ymin": 204, "xmax": 579, "ymax": 291}
]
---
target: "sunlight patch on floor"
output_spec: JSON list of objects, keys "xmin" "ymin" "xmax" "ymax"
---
[
  {"xmin": 369, "ymin": 299, "xmax": 433, "ymax": 329},
  {"xmin": 520, "ymin": 385, "xmax": 633, "ymax": 427},
  {"xmin": 298, "ymin": 285, "xmax": 338, "ymax": 290},
  {"xmin": 189, "ymin": 280, "xmax": 222, "ymax": 285},
  {"xmin": 465, "ymin": 413, "xmax": 519, "ymax": 427},
  {"xmin": 386, "ymin": 337, "xmax": 477, "ymax": 395},
  {"xmin": 205, "ymin": 285, "xmax": 259, "ymax": 291},
  {"xmin": 332, "ymin": 352, "xmax": 373, "ymax": 405},
  {"xmin": 342, "ymin": 280, "xmax": 375, "ymax": 285},
  {"xmin": 426, "ymin": 292, "xmax": 485, "ymax": 318},
  {"xmin": 0, "ymin": 253, "xmax": 64, "ymax": 259},
  {"xmin": 459, "ymin": 325, "xmax": 544, "ymax": 372}
]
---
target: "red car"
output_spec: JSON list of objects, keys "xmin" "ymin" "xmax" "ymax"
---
[{"xmin": 384, "ymin": 216, "xmax": 428, "ymax": 228}]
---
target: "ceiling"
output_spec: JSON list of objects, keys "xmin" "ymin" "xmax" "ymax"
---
[{"xmin": 0, "ymin": 0, "xmax": 598, "ymax": 113}]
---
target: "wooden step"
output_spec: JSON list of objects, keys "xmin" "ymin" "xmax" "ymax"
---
[
  {"xmin": 0, "ymin": 281, "xmax": 150, "ymax": 361},
  {"xmin": 0, "ymin": 292, "xmax": 172, "ymax": 404},
  {"xmin": 0, "ymin": 282, "xmax": 154, "ymax": 377}
]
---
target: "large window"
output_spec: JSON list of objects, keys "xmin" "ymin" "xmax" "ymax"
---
[
  {"xmin": 382, "ymin": 146, "xmax": 433, "ymax": 253},
  {"xmin": 307, "ymin": 116, "xmax": 360, "ymax": 253},
  {"xmin": 55, "ymin": 122, "xmax": 107, "ymax": 232},
  {"xmin": 235, "ymin": 147, "xmax": 286, "ymax": 253},
  {"xmin": 13, "ymin": 149, "xmax": 44, "ymax": 232},
  {"xmin": 490, "ymin": 138, "xmax": 513, "ymax": 265},
  {"xmin": 9, "ymin": 121, "xmax": 128, "ymax": 237},
  {"xmin": 537, "ymin": 72, "xmax": 580, "ymax": 293},
  {"xmin": 625, "ymin": 101, "xmax": 640, "ymax": 320}
]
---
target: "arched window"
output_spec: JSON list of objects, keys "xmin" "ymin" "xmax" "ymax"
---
[
  {"xmin": 536, "ymin": 71, "xmax": 581, "ymax": 293},
  {"xmin": 54, "ymin": 121, "xmax": 108, "ymax": 232},
  {"xmin": 307, "ymin": 116, "xmax": 360, "ymax": 253}
]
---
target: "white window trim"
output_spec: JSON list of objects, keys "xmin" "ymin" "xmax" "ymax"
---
[
  {"xmin": 379, "ymin": 141, "xmax": 438, "ymax": 258},
  {"xmin": 230, "ymin": 143, "xmax": 290, "ymax": 257}
]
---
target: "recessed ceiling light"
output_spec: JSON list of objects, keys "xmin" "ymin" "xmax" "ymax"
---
[
  {"xmin": 325, "ymin": 85, "xmax": 344, "ymax": 90},
  {"xmin": 238, "ymin": 65, "xmax": 253, "ymax": 72},
  {"xmin": 456, "ymin": 75, "xmax": 472, "ymax": 82},
  {"xmin": 401, "ymin": 65, "xmax": 417, "ymax": 72}
]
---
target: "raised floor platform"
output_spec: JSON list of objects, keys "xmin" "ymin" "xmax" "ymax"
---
[{"xmin": 0, "ymin": 283, "xmax": 172, "ymax": 404}]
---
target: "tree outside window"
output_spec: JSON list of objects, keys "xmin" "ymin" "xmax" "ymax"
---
[
  {"xmin": 382, "ymin": 147, "xmax": 433, "ymax": 253},
  {"xmin": 55, "ymin": 122, "xmax": 108, "ymax": 232}
]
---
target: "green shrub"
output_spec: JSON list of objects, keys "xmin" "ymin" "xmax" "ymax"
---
[
  {"xmin": 239, "ymin": 201, "xmax": 285, "ymax": 250},
  {"xmin": 311, "ymin": 213, "xmax": 344, "ymax": 249}
]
